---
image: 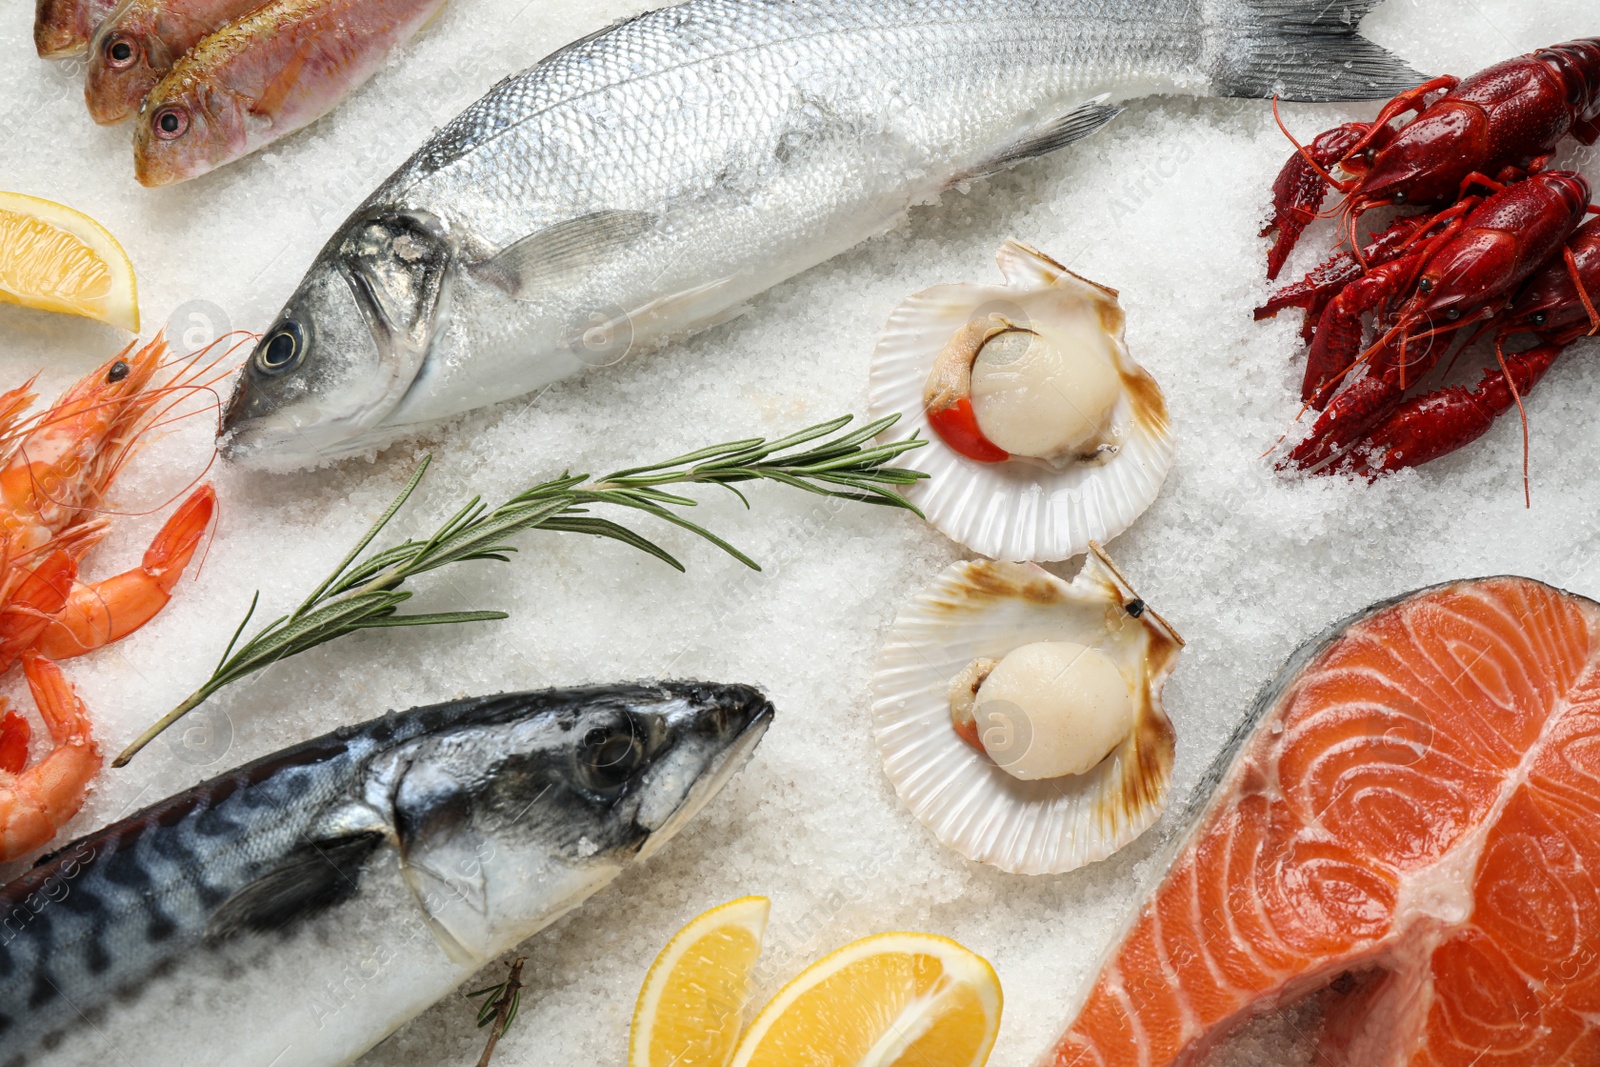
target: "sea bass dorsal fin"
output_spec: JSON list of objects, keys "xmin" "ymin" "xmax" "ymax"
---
[
  {"xmin": 477, "ymin": 209, "xmax": 657, "ymax": 298},
  {"xmin": 957, "ymin": 95, "xmax": 1124, "ymax": 183},
  {"xmin": 205, "ymin": 832, "xmax": 386, "ymax": 940}
]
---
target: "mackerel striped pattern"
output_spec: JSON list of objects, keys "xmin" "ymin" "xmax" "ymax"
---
[
  {"xmin": 0, "ymin": 693, "xmax": 536, "ymax": 1062},
  {"xmin": 0, "ymin": 736, "xmax": 374, "ymax": 1061}
]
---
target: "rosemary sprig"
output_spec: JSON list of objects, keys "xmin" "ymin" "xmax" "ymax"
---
[
  {"xmin": 114, "ymin": 414, "xmax": 925, "ymax": 767},
  {"xmin": 468, "ymin": 957, "xmax": 526, "ymax": 1067}
]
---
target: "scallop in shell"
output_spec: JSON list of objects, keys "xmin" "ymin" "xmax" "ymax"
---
[
  {"xmin": 872, "ymin": 545, "xmax": 1183, "ymax": 875},
  {"xmin": 868, "ymin": 239, "xmax": 1172, "ymax": 561}
]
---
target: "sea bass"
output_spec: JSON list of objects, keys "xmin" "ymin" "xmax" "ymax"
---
[
  {"xmin": 133, "ymin": 0, "xmax": 449, "ymax": 186},
  {"xmin": 0, "ymin": 681, "xmax": 772, "ymax": 1067},
  {"xmin": 219, "ymin": 0, "xmax": 1424, "ymax": 469},
  {"xmin": 85, "ymin": 0, "xmax": 277, "ymax": 125},
  {"xmin": 1048, "ymin": 577, "xmax": 1600, "ymax": 1065}
]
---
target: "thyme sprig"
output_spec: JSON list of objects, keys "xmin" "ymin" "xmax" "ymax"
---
[{"xmin": 114, "ymin": 415, "xmax": 926, "ymax": 767}]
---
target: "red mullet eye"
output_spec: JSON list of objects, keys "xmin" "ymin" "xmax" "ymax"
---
[
  {"xmin": 153, "ymin": 107, "xmax": 189, "ymax": 139},
  {"xmin": 106, "ymin": 36, "xmax": 136, "ymax": 67}
]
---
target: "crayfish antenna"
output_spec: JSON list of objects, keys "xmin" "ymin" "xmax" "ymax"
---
[
  {"xmin": 1259, "ymin": 396, "xmax": 1319, "ymax": 462},
  {"xmin": 1493, "ymin": 339, "xmax": 1533, "ymax": 509},
  {"xmin": 1271, "ymin": 98, "xmax": 1352, "ymax": 194},
  {"xmin": 1564, "ymin": 246, "xmax": 1600, "ymax": 335},
  {"xmin": 1325, "ymin": 319, "xmax": 1408, "ymax": 400}
]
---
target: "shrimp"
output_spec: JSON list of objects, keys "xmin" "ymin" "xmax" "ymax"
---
[
  {"xmin": 0, "ymin": 336, "xmax": 232, "ymax": 863},
  {"xmin": 0, "ymin": 655, "xmax": 99, "ymax": 861}
]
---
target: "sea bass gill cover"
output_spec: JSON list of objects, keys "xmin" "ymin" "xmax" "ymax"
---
[{"xmin": 219, "ymin": 0, "xmax": 1424, "ymax": 469}]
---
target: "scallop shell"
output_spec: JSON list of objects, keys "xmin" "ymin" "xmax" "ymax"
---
[
  {"xmin": 871, "ymin": 545, "xmax": 1183, "ymax": 875},
  {"xmin": 868, "ymin": 239, "xmax": 1173, "ymax": 561}
]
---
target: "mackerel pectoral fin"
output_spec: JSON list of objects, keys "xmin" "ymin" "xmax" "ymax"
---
[
  {"xmin": 955, "ymin": 95, "xmax": 1123, "ymax": 183},
  {"xmin": 400, "ymin": 858, "xmax": 486, "ymax": 966},
  {"xmin": 204, "ymin": 832, "xmax": 387, "ymax": 940},
  {"xmin": 477, "ymin": 209, "xmax": 659, "ymax": 298}
]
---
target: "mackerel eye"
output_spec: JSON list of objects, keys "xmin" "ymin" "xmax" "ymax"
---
[
  {"xmin": 255, "ymin": 321, "xmax": 303, "ymax": 374},
  {"xmin": 580, "ymin": 722, "xmax": 644, "ymax": 794},
  {"xmin": 153, "ymin": 106, "xmax": 188, "ymax": 139},
  {"xmin": 104, "ymin": 35, "xmax": 136, "ymax": 68}
]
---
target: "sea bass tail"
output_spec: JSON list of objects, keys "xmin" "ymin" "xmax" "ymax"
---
[{"xmin": 1208, "ymin": 0, "xmax": 1427, "ymax": 102}]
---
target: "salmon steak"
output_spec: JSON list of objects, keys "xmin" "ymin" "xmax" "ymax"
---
[{"xmin": 1048, "ymin": 575, "xmax": 1600, "ymax": 1065}]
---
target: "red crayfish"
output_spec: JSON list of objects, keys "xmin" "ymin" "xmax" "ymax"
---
[{"xmin": 1257, "ymin": 38, "xmax": 1600, "ymax": 486}]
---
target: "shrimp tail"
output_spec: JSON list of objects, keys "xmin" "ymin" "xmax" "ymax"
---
[{"xmin": 0, "ymin": 655, "xmax": 99, "ymax": 862}]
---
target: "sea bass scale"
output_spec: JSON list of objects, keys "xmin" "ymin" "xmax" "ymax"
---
[{"xmin": 220, "ymin": 0, "xmax": 1424, "ymax": 467}]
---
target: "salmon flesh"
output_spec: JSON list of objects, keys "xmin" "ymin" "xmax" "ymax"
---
[{"xmin": 1050, "ymin": 576, "xmax": 1600, "ymax": 1065}]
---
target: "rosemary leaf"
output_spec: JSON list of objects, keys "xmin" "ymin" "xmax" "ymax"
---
[
  {"xmin": 355, "ymin": 610, "xmax": 513, "ymax": 630},
  {"xmin": 535, "ymin": 516, "xmax": 686, "ymax": 571},
  {"xmin": 114, "ymin": 414, "xmax": 927, "ymax": 767},
  {"xmin": 296, "ymin": 456, "xmax": 432, "ymax": 613}
]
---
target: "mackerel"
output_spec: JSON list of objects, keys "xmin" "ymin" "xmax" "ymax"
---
[{"xmin": 0, "ymin": 681, "xmax": 772, "ymax": 1066}]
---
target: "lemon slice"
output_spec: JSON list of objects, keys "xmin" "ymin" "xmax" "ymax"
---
[
  {"xmin": 0, "ymin": 192, "xmax": 138, "ymax": 331},
  {"xmin": 728, "ymin": 931, "xmax": 1002, "ymax": 1067},
  {"xmin": 629, "ymin": 895, "xmax": 771, "ymax": 1067}
]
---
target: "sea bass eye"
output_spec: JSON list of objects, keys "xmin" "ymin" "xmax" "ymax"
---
[
  {"xmin": 153, "ymin": 106, "xmax": 189, "ymax": 139},
  {"xmin": 105, "ymin": 35, "xmax": 136, "ymax": 67},
  {"xmin": 255, "ymin": 321, "xmax": 303, "ymax": 374}
]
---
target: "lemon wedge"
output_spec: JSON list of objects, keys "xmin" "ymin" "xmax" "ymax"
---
[
  {"xmin": 0, "ymin": 192, "xmax": 138, "ymax": 332},
  {"xmin": 728, "ymin": 931, "xmax": 1002, "ymax": 1067},
  {"xmin": 629, "ymin": 895, "xmax": 771, "ymax": 1067}
]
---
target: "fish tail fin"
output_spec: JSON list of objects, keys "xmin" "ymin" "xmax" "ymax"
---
[{"xmin": 1208, "ymin": 0, "xmax": 1428, "ymax": 102}]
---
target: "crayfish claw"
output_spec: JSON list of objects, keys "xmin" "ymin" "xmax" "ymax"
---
[
  {"xmin": 1281, "ymin": 373, "xmax": 1406, "ymax": 472},
  {"xmin": 1264, "ymin": 124, "xmax": 1369, "ymax": 279},
  {"xmin": 1339, "ymin": 343, "xmax": 1566, "ymax": 479}
]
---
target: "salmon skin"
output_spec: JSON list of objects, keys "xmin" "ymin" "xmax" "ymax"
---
[{"xmin": 1050, "ymin": 576, "xmax": 1600, "ymax": 1066}]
